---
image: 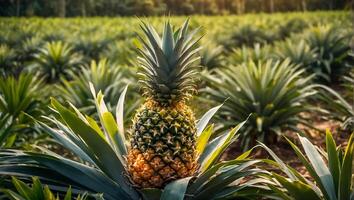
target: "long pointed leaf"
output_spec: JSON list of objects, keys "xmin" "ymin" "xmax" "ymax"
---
[
  {"xmin": 196, "ymin": 104, "xmax": 223, "ymax": 137},
  {"xmin": 198, "ymin": 120, "xmax": 246, "ymax": 172},
  {"xmin": 339, "ymin": 133, "xmax": 354, "ymax": 200},
  {"xmin": 160, "ymin": 177, "xmax": 192, "ymax": 200},
  {"xmin": 298, "ymin": 135, "xmax": 337, "ymax": 200}
]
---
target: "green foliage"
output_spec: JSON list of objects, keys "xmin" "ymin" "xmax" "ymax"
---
[
  {"xmin": 32, "ymin": 41, "xmax": 83, "ymax": 83},
  {"xmin": 261, "ymin": 130, "xmax": 354, "ymax": 200},
  {"xmin": 317, "ymin": 81, "xmax": 354, "ymax": 132},
  {"xmin": 136, "ymin": 19, "xmax": 201, "ymax": 105},
  {"xmin": 16, "ymin": 36, "xmax": 43, "ymax": 64},
  {"xmin": 0, "ymin": 44, "xmax": 17, "ymax": 76},
  {"xmin": 0, "ymin": 73, "xmax": 45, "ymax": 147},
  {"xmin": 0, "ymin": 85, "xmax": 270, "ymax": 199},
  {"xmin": 343, "ymin": 67, "xmax": 354, "ymax": 100},
  {"xmin": 203, "ymin": 59, "xmax": 317, "ymax": 148},
  {"xmin": 277, "ymin": 18, "xmax": 309, "ymax": 39},
  {"xmin": 275, "ymin": 39, "xmax": 317, "ymax": 69},
  {"xmin": 56, "ymin": 59, "xmax": 140, "ymax": 121},
  {"xmin": 0, "ymin": 13, "xmax": 352, "ymax": 199},
  {"xmin": 226, "ymin": 43, "xmax": 273, "ymax": 65},
  {"xmin": 221, "ymin": 24, "xmax": 273, "ymax": 51},
  {"xmin": 200, "ymin": 44, "xmax": 224, "ymax": 70},
  {"xmin": 72, "ymin": 34, "xmax": 111, "ymax": 61},
  {"xmin": 1, "ymin": 177, "xmax": 90, "ymax": 200},
  {"xmin": 303, "ymin": 25, "xmax": 353, "ymax": 83},
  {"xmin": 100, "ymin": 38, "xmax": 138, "ymax": 65}
]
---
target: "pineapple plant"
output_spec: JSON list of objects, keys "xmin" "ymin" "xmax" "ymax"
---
[
  {"xmin": 203, "ymin": 59, "xmax": 318, "ymax": 148},
  {"xmin": 100, "ymin": 38, "xmax": 138, "ymax": 65},
  {"xmin": 304, "ymin": 25, "xmax": 354, "ymax": 83},
  {"xmin": 73, "ymin": 35, "xmax": 111, "ymax": 61},
  {"xmin": 0, "ymin": 73, "xmax": 46, "ymax": 147},
  {"xmin": 0, "ymin": 44, "xmax": 17, "ymax": 76},
  {"xmin": 32, "ymin": 41, "xmax": 83, "ymax": 83},
  {"xmin": 315, "ymin": 69, "xmax": 354, "ymax": 132},
  {"xmin": 261, "ymin": 130, "xmax": 354, "ymax": 200},
  {"xmin": 277, "ymin": 18, "xmax": 308, "ymax": 39},
  {"xmin": 0, "ymin": 86, "xmax": 270, "ymax": 199},
  {"xmin": 16, "ymin": 36, "xmax": 43, "ymax": 64},
  {"xmin": 274, "ymin": 39, "xmax": 316, "ymax": 69},
  {"xmin": 200, "ymin": 43, "xmax": 224, "ymax": 70},
  {"xmin": 226, "ymin": 43, "xmax": 272, "ymax": 65},
  {"xmin": 0, "ymin": 20, "xmax": 272, "ymax": 200},
  {"xmin": 1, "ymin": 177, "xmax": 89, "ymax": 200},
  {"xmin": 56, "ymin": 58, "xmax": 140, "ymax": 118},
  {"xmin": 126, "ymin": 20, "xmax": 202, "ymax": 188},
  {"xmin": 220, "ymin": 24, "xmax": 273, "ymax": 52}
]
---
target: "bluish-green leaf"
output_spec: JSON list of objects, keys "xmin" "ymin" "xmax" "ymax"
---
[
  {"xmin": 140, "ymin": 188, "xmax": 162, "ymax": 200},
  {"xmin": 298, "ymin": 134, "xmax": 337, "ymax": 200},
  {"xmin": 116, "ymin": 85, "xmax": 128, "ymax": 140},
  {"xmin": 50, "ymin": 98, "xmax": 138, "ymax": 199},
  {"xmin": 198, "ymin": 120, "xmax": 246, "ymax": 172},
  {"xmin": 258, "ymin": 142, "xmax": 298, "ymax": 181},
  {"xmin": 160, "ymin": 177, "xmax": 192, "ymax": 200},
  {"xmin": 325, "ymin": 130, "xmax": 340, "ymax": 194},
  {"xmin": 196, "ymin": 104, "xmax": 223, "ymax": 137},
  {"xmin": 273, "ymin": 173, "xmax": 321, "ymax": 200},
  {"xmin": 339, "ymin": 133, "xmax": 354, "ymax": 200}
]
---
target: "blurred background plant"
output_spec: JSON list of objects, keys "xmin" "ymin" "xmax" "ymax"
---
[
  {"xmin": 56, "ymin": 58, "xmax": 140, "ymax": 124},
  {"xmin": 315, "ymin": 69, "xmax": 354, "ymax": 132},
  {"xmin": 0, "ymin": 73, "xmax": 46, "ymax": 148},
  {"xmin": 226, "ymin": 43, "xmax": 273, "ymax": 65},
  {"xmin": 203, "ymin": 59, "xmax": 318, "ymax": 149},
  {"xmin": 303, "ymin": 25, "xmax": 353, "ymax": 84},
  {"xmin": 277, "ymin": 18, "xmax": 309, "ymax": 39},
  {"xmin": 100, "ymin": 38, "xmax": 138, "ymax": 66},
  {"xmin": 72, "ymin": 34, "xmax": 112, "ymax": 62},
  {"xmin": 15, "ymin": 36, "xmax": 43, "ymax": 66},
  {"xmin": 274, "ymin": 39, "xmax": 317, "ymax": 69},
  {"xmin": 0, "ymin": 44, "xmax": 18, "ymax": 76},
  {"xmin": 220, "ymin": 24, "xmax": 273, "ymax": 52},
  {"xmin": 200, "ymin": 44, "xmax": 224, "ymax": 70},
  {"xmin": 31, "ymin": 41, "xmax": 84, "ymax": 83}
]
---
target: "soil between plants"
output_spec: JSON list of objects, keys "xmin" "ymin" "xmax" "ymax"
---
[{"xmin": 222, "ymin": 115, "xmax": 352, "ymax": 178}]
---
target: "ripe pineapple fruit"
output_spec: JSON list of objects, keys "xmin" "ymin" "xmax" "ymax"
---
[{"xmin": 126, "ymin": 20, "xmax": 201, "ymax": 188}]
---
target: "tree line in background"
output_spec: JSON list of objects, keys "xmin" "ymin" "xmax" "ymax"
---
[{"xmin": 0, "ymin": 0, "xmax": 351, "ymax": 17}]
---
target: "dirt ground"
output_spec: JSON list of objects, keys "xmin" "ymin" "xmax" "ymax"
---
[{"xmin": 222, "ymin": 116, "xmax": 352, "ymax": 177}]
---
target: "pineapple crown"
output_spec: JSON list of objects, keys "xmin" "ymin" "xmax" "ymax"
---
[{"xmin": 137, "ymin": 19, "xmax": 202, "ymax": 107}]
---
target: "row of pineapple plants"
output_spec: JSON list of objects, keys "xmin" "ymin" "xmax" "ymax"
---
[
  {"xmin": 0, "ymin": 13, "xmax": 352, "ymax": 148},
  {"xmin": 0, "ymin": 12, "xmax": 351, "ymax": 73},
  {"xmin": 1, "ymin": 13, "xmax": 351, "ymax": 86},
  {"xmin": 0, "ymin": 12, "xmax": 352, "ymax": 150},
  {"xmin": 205, "ymin": 25, "xmax": 353, "ymax": 84}
]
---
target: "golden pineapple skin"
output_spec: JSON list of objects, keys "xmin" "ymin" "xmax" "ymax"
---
[{"xmin": 127, "ymin": 100, "xmax": 198, "ymax": 188}]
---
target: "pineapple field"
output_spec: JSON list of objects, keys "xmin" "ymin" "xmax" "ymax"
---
[{"xmin": 0, "ymin": 11, "xmax": 353, "ymax": 200}]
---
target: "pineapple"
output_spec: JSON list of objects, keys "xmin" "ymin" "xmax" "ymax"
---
[{"xmin": 126, "ymin": 20, "xmax": 201, "ymax": 188}]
